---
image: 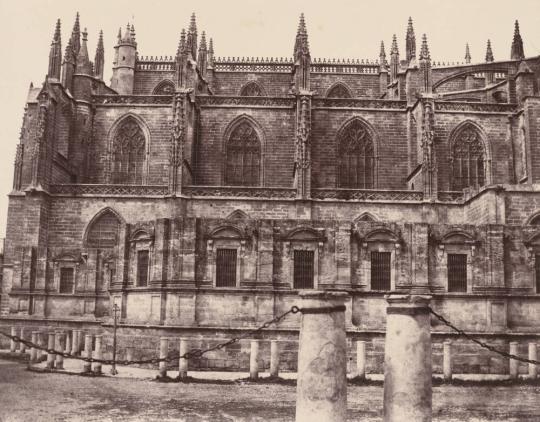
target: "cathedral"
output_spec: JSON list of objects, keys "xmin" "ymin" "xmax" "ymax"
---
[{"xmin": 1, "ymin": 12, "xmax": 540, "ymax": 373}]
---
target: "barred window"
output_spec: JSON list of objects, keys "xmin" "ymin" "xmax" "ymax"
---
[
  {"xmin": 86, "ymin": 211, "xmax": 120, "ymax": 249},
  {"xmin": 450, "ymin": 127, "xmax": 486, "ymax": 191},
  {"xmin": 225, "ymin": 122, "xmax": 261, "ymax": 186},
  {"xmin": 216, "ymin": 248, "xmax": 237, "ymax": 287},
  {"xmin": 338, "ymin": 120, "xmax": 374, "ymax": 188},
  {"xmin": 294, "ymin": 250, "xmax": 314, "ymax": 289},
  {"xmin": 535, "ymin": 255, "xmax": 540, "ymax": 293},
  {"xmin": 447, "ymin": 253, "xmax": 467, "ymax": 292},
  {"xmin": 59, "ymin": 268, "xmax": 74, "ymax": 293},
  {"xmin": 111, "ymin": 117, "xmax": 145, "ymax": 184},
  {"xmin": 137, "ymin": 250, "xmax": 149, "ymax": 287},
  {"xmin": 370, "ymin": 251, "xmax": 391, "ymax": 290}
]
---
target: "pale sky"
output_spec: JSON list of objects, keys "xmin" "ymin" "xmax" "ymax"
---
[{"xmin": 0, "ymin": 0, "xmax": 539, "ymax": 237}]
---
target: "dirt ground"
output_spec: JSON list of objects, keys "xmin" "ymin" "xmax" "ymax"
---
[{"xmin": 1, "ymin": 359, "xmax": 540, "ymax": 421}]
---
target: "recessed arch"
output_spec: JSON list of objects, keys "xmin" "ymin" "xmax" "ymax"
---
[
  {"xmin": 152, "ymin": 79, "xmax": 175, "ymax": 95},
  {"xmin": 226, "ymin": 209, "xmax": 250, "ymax": 220},
  {"xmin": 222, "ymin": 114, "xmax": 264, "ymax": 186},
  {"xmin": 441, "ymin": 230, "xmax": 476, "ymax": 244},
  {"xmin": 365, "ymin": 228, "xmax": 399, "ymax": 243},
  {"xmin": 354, "ymin": 212, "xmax": 378, "ymax": 223},
  {"xmin": 108, "ymin": 114, "xmax": 151, "ymax": 185},
  {"xmin": 448, "ymin": 120, "xmax": 491, "ymax": 191},
  {"xmin": 209, "ymin": 225, "xmax": 245, "ymax": 240},
  {"xmin": 239, "ymin": 81, "xmax": 266, "ymax": 97},
  {"xmin": 336, "ymin": 117, "xmax": 378, "ymax": 189},
  {"xmin": 83, "ymin": 207, "xmax": 124, "ymax": 248},
  {"xmin": 284, "ymin": 226, "xmax": 325, "ymax": 242},
  {"xmin": 325, "ymin": 82, "xmax": 353, "ymax": 98}
]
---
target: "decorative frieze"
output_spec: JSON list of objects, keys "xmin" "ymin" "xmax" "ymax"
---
[
  {"xmin": 435, "ymin": 101, "xmax": 516, "ymax": 113},
  {"xmin": 93, "ymin": 95, "xmax": 173, "ymax": 105},
  {"xmin": 49, "ymin": 184, "xmax": 168, "ymax": 196},
  {"xmin": 312, "ymin": 188, "xmax": 423, "ymax": 201},
  {"xmin": 197, "ymin": 96, "xmax": 294, "ymax": 108},
  {"xmin": 183, "ymin": 186, "xmax": 297, "ymax": 199},
  {"xmin": 312, "ymin": 98, "xmax": 407, "ymax": 109}
]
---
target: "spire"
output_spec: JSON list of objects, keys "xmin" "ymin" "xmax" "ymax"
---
[
  {"xmin": 406, "ymin": 16, "xmax": 416, "ymax": 63},
  {"xmin": 198, "ymin": 31, "xmax": 208, "ymax": 74},
  {"xmin": 419, "ymin": 34, "xmax": 432, "ymax": 94},
  {"xmin": 294, "ymin": 13, "xmax": 310, "ymax": 59},
  {"xmin": 379, "ymin": 40, "xmax": 387, "ymax": 68},
  {"xmin": 61, "ymin": 37, "xmax": 75, "ymax": 90},
  {"xmin": 390, "ymin": 34, "xmax": 399, "ymax": 81},
  {"xmin": 419, "ymin": 34, "xmax": 430, "ymax": 60},
  {"xmin": 176, "ymin": 29, "xmax": 186, "ymax": 58},
  {"xmin": 94, "ymin": 30, "xmax": 104, "ymax": 79},
  {"xmin": 511, "ymin": 20, "xmax": 525, "ymax": 60},
  {"xmin": 47, "ymin": 19, "xmax": 62, "ymax": 79},
  {"xmin": 293, "ymin": 13, "xmax": 310, "ymax": 92},
  {"xmin": 465, "ymin": 43, "xmax": 471, "ymax": 64},
  {"xmin": 70, "ymin": 12, "xmax": 81, "ymax": 54},
  {"xmin": 208, "ymin": 37, "xmax": 214, "ymax": 68},
  {"xmin": 485, "ymin": 39, "xmax": 494, "ymax": 62},
  {"xmin": 187, "ymin": 13, "xmax": 198, "ymax": 59},
  {"xmin": 391, "ymin": 34, "xmax": 399, "ymax": 55},
  {"xmin": 75, "ymin": 28, "xmax": 92, "ymax": 75}
]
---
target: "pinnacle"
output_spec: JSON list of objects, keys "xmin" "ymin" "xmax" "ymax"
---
[
  {"xmin": 209, "ymin": 37, "xmax": 214, "ymax": 53},
  {"xmin": 380, "ymin": 40, "xmax": 386, "ymax": 57},
  {"xmin": 485, "ymin": 39, "xmax": 494, "ymax": 62},
  {"xmin": 420, "ymin": 34, "xmax": 430, "ymax": 60},
  {"xmin": 189, "ymin": 13, "xmax": 197, "ymax": 33},
  {"xmin": 391, "ymin": 34, "xmax": 399, "ymax": 54},
  {"xmin": 407, "ymin": 16, "xmax": 414, "ymax": 33},
  {"xmin": 465, "ymin": 43, "xmax": 471, "ymax": 63},
  {"xmin": 53, "ymin": 19, "xmax": 61, "ymax": 41},
  {"xmin": 297, "ymin": 13, "xmax": 307, "ymax": 35},
  {"xmin": 199, "ymin": 31, "xmax": 207, "ymax": 49},
  {"xmin": 82, "ymin": 28, "xmax": 88, "ymax": 42}
]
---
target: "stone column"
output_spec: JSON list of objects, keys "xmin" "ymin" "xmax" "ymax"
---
[
  {"xmin": 529, "ymin": 343, "xmax": 538, "ymax": 379},
  {"xmin": 83, "ymin": 334, "xmax": 92, "ymax": 373},
  {"xmin": 65, "ymin": 331, "xmax": 72, "ymax": 354},
  {"xmin": 71, "ymin": 330, "xmax": 79, "ymax": 355},
  {"xmin": 30, "ymin": 331, "xmax": 38, "ymax": 362},
  {"xmin": 93, "ymin": 335, "xmax": 102, "ymax": 374},
  {"xmin": 509, "ymin": 341, "xmax": 519, "ymax": 379},
  {"xmin": 179, "ymin": 338, "xmax": 188, "ymax": 379},
  {"xmin": 383, "ymin": 295, "xmax": 432, "ymax": 422},
  {"xmin": 356, "ymin": 340, "xmax": 366, "ymax": 379},
  {"xmin": 270, "ymin": 340, "xmax": 280, "ymax": 378},
  {"xmin": 295, "ymin": 291, "xmax": 348, "ymax": 422},
  {"xmin": 10, "ymin": 327, "xmax": 17, "ymax": 352},
  {"xmin": 18, "ymin": 327, "xmax": 26, "ymax": 353},
  {"xmin": 159, "ymin": 337, "xmax": 169, "ymax": 378},
  {"xmin": 249, "ymin": 340, "xmax": 259, "ymax": 380},
  {"xmin": 54, "ymin": 332, "xmax": 64, "ymax": 370},
  {"xmin": 46, "ymin": 332, "xmax": 55, "ymax": 369},
  {"xmin": 443, "ymin": 341, "xmax": 452, "ymax": 381},
  {"xmin": 36, "ymin": 332, "xmax": 44, "ymax": 360}
]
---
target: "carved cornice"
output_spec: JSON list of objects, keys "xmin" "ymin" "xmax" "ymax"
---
[
  {"xmin": 197, "ymin": 96, "xmax": 295, "ymax": 108},
  {"xmin": 183, "ymin": 186, "xmax": 297, "ymax": 199},
  {"xmin": 49, "ymin": 184, "xmax": 168, "ymax": 196},
  {"xmin": 312, "ymin": 98, "xmax": 407, "ymax": 109},
  {"xmin": 93, "ymin": 95, "xmax": 173, "ymax": 105},
  {"xmin": 312, "ymin": 188, "xmax": 423, "ymax": 201},
  {"xmin": 435, "ymin": 101, "xmax": 517, "ymax": 113}
]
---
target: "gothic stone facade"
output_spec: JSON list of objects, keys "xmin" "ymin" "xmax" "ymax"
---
[{"xmin": 1, "ymin": 13, "xmax": 540, "ymax": 373}]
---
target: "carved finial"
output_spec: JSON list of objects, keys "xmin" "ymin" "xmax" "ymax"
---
[
  {"xmin": 94, "ymin": 30, "xmax": 105, "ymax": 79},
  {"xmin": 294, "ymin": 13, "xmax": 310, "ymax": 58},
  {"xmin": 511, "ymin": 20, "xmax": 525, "ymax": 60},
  {"xmin": 419, "ymin": 34, "xmax": 430, "ymax": 60},
  {"xmin": 465, "ymin": 43, "xmax": 471, "ymax": 64},
  {"xmin": 70, "ymin": 12, "xmax": 81, "ymax": 54},
  {"xmin": 406, "ymin": 16, "xmax": 416, "ymax": 62},
  {"xmin": 391, "ymin": 34, "xmax": 399, "ymax": 55},
  {"xmin": 485, "ymin": 39, "xmax": 494, "ymax": 62}
]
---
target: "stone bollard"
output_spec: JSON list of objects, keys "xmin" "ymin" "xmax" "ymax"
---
[
  {"xmin": 249, "ymin": 340, "xmax": 260, "ymax": 380},
  {"xmin": 18, "ymin": 327, "xmax": 26, "ymax": 353},
  {"xmin": 356, "ymin": 340, "xmax": 366, "ymax": 379},
  {"xmin": 93, "ymin": 335, "xmax": 102, "ymax": 374},
  {"xmin": 10, "ymin": 327, "xmax": 17, "ymax": 352},
  {"xmin": 159, "ymin": 337, "xmax": 169, "ymax": 378},
  {"xmin": 46, "ymin": 332, "xmax": 56, "ymax": 369},
  {"xmin": 83, "ymin": 334, "xmax": 92, "ymax": 373},
  {"xmin": 509, "ymin": 341, "xmax": 519, "ymax": 379},
  {"xmin": 71, "ymin": 330, "xmax": 79, "ymax": 355},
  {"xmin": 383, "ymin": 295, "xmax": 432, "ymax": 422},
  {"xmin": 529, "ymin": 343, "xmax": 538, "ymax": 379},
  {"xmin": 443, "ymin": 341, "xmax": 452, "ymax": 381},
  {"xmin": 55, "ymin": 332, "xmax": 64, "ymax": 370},
  {"xmin": 178, "ymin": 338, "xmax": 188, "ymax": 379},
  {"xmin": 65, "ymin": 331, "xmax": 72, "ymax": 354},
  {"xmin": 296, "ymin": 291, "xmax": 348, "ymax": 422},
  {"xmin": 30, "ymin": 331, "xmax": 39, "ymax": 363},
  {"xmin": 270, "ymin": 340, "xmax": 280, "ymax": 378}
]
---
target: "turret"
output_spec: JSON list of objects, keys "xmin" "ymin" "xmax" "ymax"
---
[
  {"xmin": 293, "ymin": 13, "xmax": 310, "ymax": 92},
  {"xmin": 510, "ymin": 20, "xmax": 525, "ymax": 60},
  {"xmin": 94, "ymin": 30, "xmax": 105, "ymax": 80},
  {"xmin": 405, "ymin": 17, "xmax": 416, "ymax": 64},
  {"xmin": 47, "ymin": 19, "xmax": 62, "ymax": 80},
  {"xmin": 111, "ymin": 23, "xmax": 137, "ymax": 94}
]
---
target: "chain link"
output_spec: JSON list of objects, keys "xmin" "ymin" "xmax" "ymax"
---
[{"xmin": 429, "ymin": 306, "xmax": 540, "ymax": 366}]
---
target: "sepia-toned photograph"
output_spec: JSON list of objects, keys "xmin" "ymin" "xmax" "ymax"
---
[{"xmin": 0, "ymin": 0, "xmax": 539, "ymax": 420}]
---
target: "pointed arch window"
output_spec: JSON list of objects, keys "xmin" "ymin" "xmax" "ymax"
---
[
  {"xmin": 240, "ymin": 82, "xmax": 264, "ymax": 97},
  {"xmin": 86, "ymin": 211, "xmax": 121, "ymax": 249},
  {"xmin": 327, "ymin": 83, "xmax": 352, "ymax": 98},
  {"xmin": 450, "ymin": 127, "xmax": 486, "ymax": 190},
  {"xmin": 111, "ymin": 117, "xmax": 146, "ymax": 184},
  {"xmin": 337, "ymin": 120, "xmax": 375, "ymax": 188},
  {"xmin": 225, "ymin": 121, "xmax": 261, "ymax": 186},
  {"xmin": 152, "ymin": 80, "xmax": 175, "ymax": 95}
]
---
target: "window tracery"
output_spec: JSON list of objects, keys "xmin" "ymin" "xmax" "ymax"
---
[
  {"xmin": 337, "ymin": 120, "xmax": 374, "ymax": 188},
  {"xmin": 111, "ymin": 117, "xmax": 146, "ymax": 184},
  {"xmin": 225, "ymin": 121, "xmax": 261, "ymax": 186},
  {"xmin": 450, "ymin": 126, "xmax": 486, "ymax": 190}
]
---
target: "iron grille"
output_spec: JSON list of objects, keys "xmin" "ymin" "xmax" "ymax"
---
[
  {"xmin": 448, "ymin": 253, "xmax": 467, "ymax": 292},
  {"xmin": 137, "ymin": 250, "xmax": 149, "ymax": 286},
  {"xmin": 293, "ymin": 250, "xmax": 314, "ymax": 289},
  {"xmin": 59, "ymin": 267, "xmax": 74, "ymax": 293},
  {"xmin": 370, "ymin": 251, "xmax": 391, "ymax": 290},
  {"xmin": 216, "ymin": 249, "xmax": 237, "ymax": 287},
  {"xmin": 535, "ymin": 255, "xmax": 540, "ymax": 293}
]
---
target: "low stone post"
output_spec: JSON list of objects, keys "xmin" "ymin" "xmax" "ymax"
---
[
  {"xmin": 270, "ymin": 340, "xmax": 280, "ymax": 378},
  {"xmin": 65, "ymin": 331, "xmax": 72, "ymax": 354},
  {"xmin": 10, "ymin": 327, "xmax": 17, "ymax": 352},
  {"xmin": 36, "ymin": 332, "xmax": 44, "ymax": 360},
  {"xmin": 30, "ymin": 331, "xmax": 39, "ymax": 363},
  {"xmin": 71, "ymin": 330, "xmax": 79, "ymax": 355},
  {"xmin": 159, "ymin": 337, "xmax": 169, "ymax": 378},
  {"xmin": 509, "ymin": 341, "xmax": 519, "ymax": 379},
  {"xmin": 443, "ymin": 340, "xmax": 452, "ymax": 381},
  {"xmin": 55, "ymin": 332, "xmax": 64, "ymax": 370},
  {"xmin": 295, "ymin": 291, "xmax": 348, "ymax": 422},
  {"xmin": 178, "ymin": 338, "xmax": 188, "ymax": 379},
  {"xmin": 383, "ymin": 295, "xmax": 432, "ymax": 422},
  {"xmin": 249, "ymin": 340, "xmax": 259, "ymax": 380},
  {"xmin": 356, "ymin": 340, "xmax": 366, "ymax": 379},
  {"xmin": 126, "ymin": 347, "xmax": 134, "ymax": 362},
  {"xmin": 83, "ymin": 334, "xmax": 92, "ymax": 373},
  {"xmin": 77, "ymin": 330, "xmax": 84, "ymax": 354},
  {"xmin": 529, "ymin": 343, "xmax": 538, "ymax": 379},
  {"xmin": 93, "ymin": 335, "xmax": 102, "ymax": 374},
  {"xmin": 18, "ymin": 327, "xmax": 26, "ymax": 353},
  {"xmin": 46, "ymin": 332, "xmax": 56, "ymax": 369}
]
